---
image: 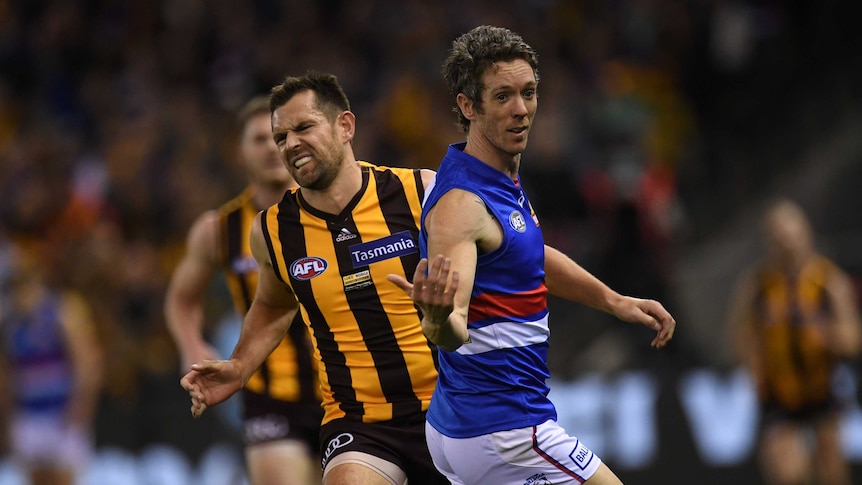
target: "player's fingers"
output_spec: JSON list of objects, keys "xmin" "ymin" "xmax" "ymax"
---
[
  {"xmin": 652, "ymin": 317, "xmax": 676, "ymax": 348},
  {"xmin": 413, "ymin": 258, "xmax": 429, "ymax": 287},
  {"xmin": 661, "ymin": 317, "xmax": 676, "ymax": 342},
  {"xmin": 191, "ymin": 401, "xmax": 207, "ymax": 419},
  {"xmin": 440, "ymin": 257, "xmax": 451, "ymax": 282},
  {"xmin": 181, "ymin": 377, "xmax": 200, "ymax": 396},
  {"xmin": 427, "ymin": 255, "xmax": 445, "ymax": 287},
  {"xmin": 446, "ymin": 270, "xmax": 459, "ymax": 300},
  {"xmin": 386, "ymin": 274, "xmax": 413, "ymax": 294},
  {"xmin": 430, "ymin": 256, "xmax": 449, "ymax": 291}
]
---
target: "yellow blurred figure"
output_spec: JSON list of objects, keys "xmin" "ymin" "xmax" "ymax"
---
[{"xmin": 729, "ymin": 198, "xmax": 862, "ymax": 485}]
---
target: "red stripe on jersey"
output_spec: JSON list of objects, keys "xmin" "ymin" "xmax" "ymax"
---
[{"xmin": 468, "ymin": 284, "xmax": 548, "ymax": 323}]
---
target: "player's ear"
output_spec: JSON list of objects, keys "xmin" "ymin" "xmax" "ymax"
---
[
  {"xmin": 337, "ymin": 110, "xmax": 356, "ymax": 142},
  {"xmin": 456, "ymin": 93, "xmax": 477, "ymax": 122}
]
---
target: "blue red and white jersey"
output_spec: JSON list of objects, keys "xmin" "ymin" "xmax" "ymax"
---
[
  {"xmin": 0, "ymin": 292, "xmax": 73, "ymax": 415},
  {"xmin": 421, "ymin": 143, "xmax": 556, "ymax": 438}
]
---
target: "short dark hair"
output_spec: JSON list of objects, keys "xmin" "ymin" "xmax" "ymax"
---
[
  {"xmin": 442, "ymin": 25, "xmax": 539, "ymax": 132},
  {"xmin": 236, "ymin": 95, "xmax": 271, "ymax": 132},
  {"xmin": 269, "ymin": 71, "xmax": 351, "ymax": 121}
]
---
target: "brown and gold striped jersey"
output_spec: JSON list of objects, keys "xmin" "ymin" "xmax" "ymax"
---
[
  {"xmin": 260, "ymin": 162, "xmax": 439, "ymax": 424},
  {"xmin": 752, "ymin": 255, "xmax": 839, "ymax": 411},
  {"xmin": 218, "ymin": 187, "xmax": 319, "ymax": 404}
]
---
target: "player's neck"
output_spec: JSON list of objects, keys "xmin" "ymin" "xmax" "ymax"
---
[
  {"xmin": 463, "ymin": 136, "xmax": 521, "ymax": 179},
  {"xmin": 299, "ymin": 159, "xmax": 363, "ymax": 215}
]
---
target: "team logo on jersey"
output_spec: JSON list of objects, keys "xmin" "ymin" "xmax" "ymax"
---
[
  {"xmin": 290, "ymin": 257, "xmax": 328, "ymax": 280},
  {"xmin": 343, "ymin": 269, "xmax": 372, "ymax": 291},
  {"xmin": 230, "ymin": 256, "xmax": 259, "ymax": 274},
  {"xmin": 335, "ymin": 227, "xmax": 357, "ymax": 242},
  {"xmin": 524, "ymin": 473, "xmax": 551, "ymax": 485},
  {"xmin": 509, "ymin": 210, "xmax": 527, "ymax": 233},
  {"xmin": 570, "ymin": 440, "xmax": 594, "ymax": 470},
  {"xmin": 349, "ymin": 230, "xmax": 417, "ymax": 268}
]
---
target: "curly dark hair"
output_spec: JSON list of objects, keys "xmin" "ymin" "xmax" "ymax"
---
[
  {"xmin": 442, "ymin": 25, "xmax": 539, "ymax": 132},
  {"xmin": 269, "ymin": 71, "xmax": 351, "ymax": 121}
]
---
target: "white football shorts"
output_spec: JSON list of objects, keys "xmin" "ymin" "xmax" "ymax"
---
[
  {"xmin": 425, "ymin": 419, "xmax": 601, "ymax": 484},
  {"xmin": 11, "ymin": 413, "xmax": 92, "ymax": 470}
]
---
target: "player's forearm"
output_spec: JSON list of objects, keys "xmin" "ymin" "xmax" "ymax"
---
[
  {"xmin": 67, "ymin": 353, "xmax": 103, "ymax": 427},
  {"xmin": 544, "ymin": 246, "xmax": 619, "ymax": 314},
  {"xmin": 165, "ymin": 299, "xmax": 207, "ymax": 351},
  {"xmin": 827, "ymin": 275, "xmax": 862, "ymax": 358},
  {"xmin": 831, "ymin": 321, "xmax": 862, "ymax": 358},
  {"xmin": 230, "ymin": 302, "xmax": 296, "ymax": 384},
  {"xmin": 67, "ymin": 383, "xmax": 100, "ymax": 428},
  {"xmin": 423, "ymin": 313, "xmax": 469, "ymax": 352}
]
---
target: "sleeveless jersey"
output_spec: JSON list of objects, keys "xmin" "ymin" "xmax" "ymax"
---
[
  {"xmin": 259, "ymin": 162, "xmax": 438, "ymax": 425},
  {"xmin": 218, "ymin": 188, "xmax": 318, "ymax": 404},
  {"xmin": 1, "ymin": 291, "xmax": 74, "ymax": 415},
  {"xmin": 421, "ymin": 143, "xmax": 555, "ymax": 438},
  {"xmin": 752, "ymin": 255, "xmax": 840, "ymax": 412}
]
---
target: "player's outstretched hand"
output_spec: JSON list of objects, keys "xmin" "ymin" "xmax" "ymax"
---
[
  {"xmin": 612, "ymin": 297, "xmax": 676, "ymax": 349},
  {"xmin": 388, "ymin": 256, "xmax": 459, "ymax": 325},
  {"xmin": 180, "ymin": 359, "xmax": 244, "ymax": 418}
]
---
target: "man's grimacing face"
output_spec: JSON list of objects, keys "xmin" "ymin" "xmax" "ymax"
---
[{"xmin": 271, "ymin": 90, "xmax": 348, "ymax": 191}]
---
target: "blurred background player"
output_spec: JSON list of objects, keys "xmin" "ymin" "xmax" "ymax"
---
[
  {"xmin": 165, "ymin": 96, "xmax": 322, "ymax": 485},
  {"xmin": 0, "ymin": 246, "xmax": 103, "ymax": 485},
  {"xmin": 729, "ymin": 198, "xmax": 862, "ymax": 485}
]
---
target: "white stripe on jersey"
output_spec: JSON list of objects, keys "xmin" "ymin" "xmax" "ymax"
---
[{"xmin": 455, "ymin": 315, "xmax": 549, "ymax": 355}]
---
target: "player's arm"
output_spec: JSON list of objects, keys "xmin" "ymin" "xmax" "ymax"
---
[
  {"xmin": 182, "ymin": 212, "xmax": 299, "ymax": 417},
  {"xmin": 59, "ymin": 291, "xmax": 104, "ymax": 429},
  {"xmin": 165, "ymin": 211, "xmax": 222, "ymax": 372},
  {"xmin": 230, "ymin": 211, "xmax": 300, "ymax": 383},
  {"xmin": 544, "ymin": 245, "xmax": 675, "ymax": 349},
  {"xmin": 419, "ymin": 189, "xmax": 493, "ymax": 351},
  {"xmin": 727, "ymin": 268, "xmax": 761, "ymax": 374},
  {"xmin": 824, "ymin": 266, "xmax": 862, "ymax": 358}
]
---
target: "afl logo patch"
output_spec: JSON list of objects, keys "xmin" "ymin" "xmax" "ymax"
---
[
  {"xmin": 290, "ymin": 257, "xmax": 328, "ymax": 280},
  {"xmin": 509, "ymin": 210, "xmax": 527, "ymax": 233}
]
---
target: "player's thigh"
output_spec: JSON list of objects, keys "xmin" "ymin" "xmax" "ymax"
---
[
  {"xmin": 11, "ymin": 414, "xmax": 91, "ymax": 471},
  {"xmin": 30, "ymin": 467, "xmax": 74, "ymax": 485},
  {"xmin": 246, "ymin": 439, "xmax": 318, "ymax": 485},
  {"xmin": 323, "ymin": 452, "xmax": 406, "ymax": 485},
  {"xmin": 813, "ymin": 414, "xmax": 842, "ymax": 456},
  {"xmin": 320, "ymin": 415, "xmax": 444, "ymax": 485},
  {"xmin": 759, "ymin": 423, "xmax": 809, "ymax": 482}
]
